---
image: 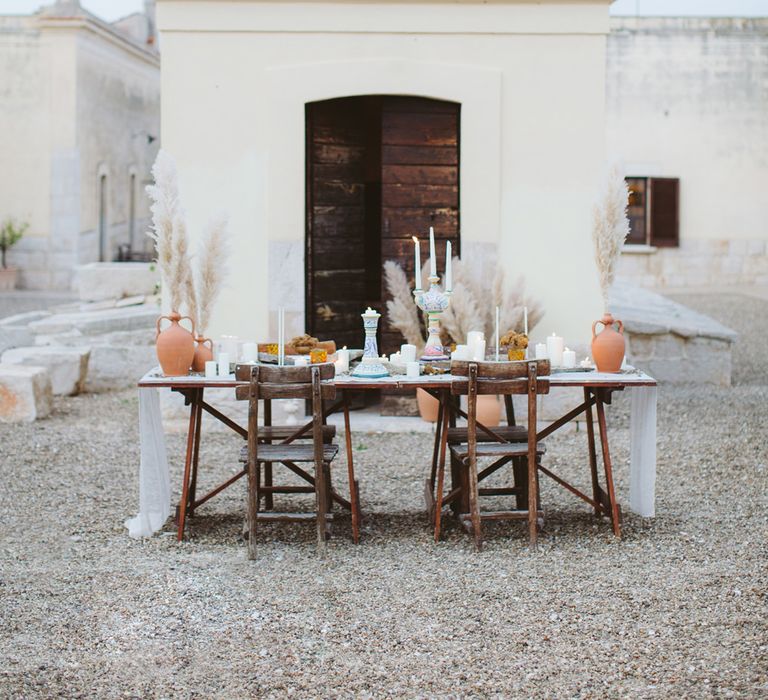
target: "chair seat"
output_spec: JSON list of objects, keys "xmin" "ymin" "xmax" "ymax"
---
[
  {"xmin": 258, "ymin": 425, "xmax": 336, "ymax": 442},
  {"xmin": 447, "ymin": 425, "xmax": 528, "ymax": 444},
  {"xmin": 450, "ymin": 442, "xmax": 546, "ymax": 461},
  {"xmin": 240, "ymin": 443, "xmax": 339, "ymax": 464}
]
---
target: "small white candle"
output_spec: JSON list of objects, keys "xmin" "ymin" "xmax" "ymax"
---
[
  {"xmin": 389, "ymin": 352, "xmax": 402, "ymax": 364},
  {"xmin": 535, "ymin": 343, "xmax": 548, "ymax": 360},
  {"xmin": 406, "ymin": 361, "xmax": 420, "ymax": 378},
  {"xmin": 580, "ymin": 357, "xmax": 594, "ymax": 369},
  {"xmin": 241, "ymin": 342, "xmax": 258, "ymax": 362},
  {"xmin": 452, "ymin": 344, "xmax": 469, "ymax": 361},
  {"xmin": 546, "ymin": 333, "xmax": 564, "ymax": 367},
  {"xmin": 472, "ymin": 339, "xmax": 486, "ymax": 362},
  {"xmin": 294, "ymin": 356, "xmax": 308, "ymax": 367},
  {"xmin": 401, "ymin": 344, "xmax": 417, "ymax": 363},
  {"xmin": 445, "ymin": 240, "xmax": 452, "ymax": 291},
  {"xmin": 523, "ymin": 306, "xmax": 528, "ymax": 337},
  {"xmin": 495, "ymin": 306, "xmax": 500, "ymax": 361},
  {"xmin": 429, "ymin": 226, "xmax": 437, "ymax": 277},
  {"xmin": 412, "ymin": 236, "xmax": 422, "ymax": 290},
  {"xmin": 217, "ymin": 352, "xmax": 230, "ymax": 377},
  {"xmin": 204, "ymin": 360, "xmax": 218, "ymax": 378},
  {"xmin": 562, "ymin": 347, "xmax": 576, "ymax": 368}
]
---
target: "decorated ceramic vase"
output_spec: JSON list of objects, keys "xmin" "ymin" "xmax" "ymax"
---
[
  {"xmin": 192, "ymin": 335, "xmax": 214, "ymax": 372},
  {"xmin": 591, "ymin": 312, "xmax": 625, "ymax": 373},
  {"xmin": 156, "ymin": 311, "xmax": 195, "ymax": 376}
]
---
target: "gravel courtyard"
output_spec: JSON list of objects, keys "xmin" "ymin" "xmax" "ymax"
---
[{"xmin": 1, "ymin": 294, "xmax": 766, "ymax": 698}]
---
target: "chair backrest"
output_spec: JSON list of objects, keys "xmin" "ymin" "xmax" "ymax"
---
[
  {"xmin": 450, "ymin": 359, "xmax": 551, "ymax": 397},
  {"xmin": 235, "ymin": 363, "xmax": 336, "ymax": 401},
  {"xmin": 451, "ymin": 360, "xmax": 550, "ymax": 450},
  {"xmin": 235, "ymin": 363, "xmax": 336, "ymax": 461}
]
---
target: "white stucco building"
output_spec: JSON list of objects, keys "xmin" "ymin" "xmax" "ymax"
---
[
  {"xmin": 609, "ymin": 17, "xmax": 768, "ymax": 289},
  {"xmin": 0, "ymin": 0, "xmax": 160, "ymax": 289},
  {"xmin": 158, "ymin": 0, "xmax": 611, "ymax": 347}
]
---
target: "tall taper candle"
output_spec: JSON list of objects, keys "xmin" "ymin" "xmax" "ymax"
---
[
  {"xmin": 495, "ymin": 306, "xmax": 500, "ymax": 361},
  {"xmin": 412, "ymin": 236, "xmax": 422, "ymax": 290},
  {"xmin": 524, "ymin": 306, "xmax": 528, "ymax": 336},
  {"xmin": 429, "ymin": 226, "xmax": 437, "ymax": 277},
  {"xmin": 445, "ymin": 241, "xmax": 452, "ymax": 291}
]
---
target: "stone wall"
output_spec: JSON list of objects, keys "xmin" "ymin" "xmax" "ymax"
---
[{"xmin": 617, "ymin": 240, "xmax": 768, "ymax": 290}]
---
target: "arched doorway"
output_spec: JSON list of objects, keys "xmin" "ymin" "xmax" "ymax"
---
[{"xmin": 305, "ymin": 95, "xmax": 460, "ymax": 353}]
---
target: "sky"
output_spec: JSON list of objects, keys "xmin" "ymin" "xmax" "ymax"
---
[{"xmin": 1, "ymin": 0, "xmax": 767, "ymax": 23}]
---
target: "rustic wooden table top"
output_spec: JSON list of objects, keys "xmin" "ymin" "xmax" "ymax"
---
[{"xmin": 138, "ymin": 367, "xmax": 657, "ymax": 390}]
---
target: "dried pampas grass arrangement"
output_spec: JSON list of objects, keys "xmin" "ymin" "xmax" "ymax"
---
[
  {"xmin": 193, "ymin": 213, "xmax": 229, "ymax": 337},
  {"xmin": 383, "ymin": 260, "xmax": 424, "ymax": 349},
  {"xmin": 383, "ymin": 255, "xmax": 543, "ymax": 350},
  {"xmin": 592, "ymin": 166, "xmax": 630, "ymax": 310},
  {"xmin": 441, "ymin": 257, "xmax": 543, "ymax": 344},
  {"xmin": 146, "ymin": 150, "xmax": 229, "ymax": 334}
]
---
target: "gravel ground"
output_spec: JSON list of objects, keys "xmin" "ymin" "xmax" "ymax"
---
[{"xmin": 1, "ymin": 293, "xmax": 766, "ymax": 698}]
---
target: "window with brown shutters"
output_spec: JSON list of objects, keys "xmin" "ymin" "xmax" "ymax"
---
[{"xmin": 624, "ymin": 176, "xmax": 680, "ymax": 247}]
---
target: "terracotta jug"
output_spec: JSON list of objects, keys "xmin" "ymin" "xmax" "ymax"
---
[
  {"xmin": 475, "ymin": 395, "xmax": 502, "ymax": 428},
  {"xmin": 192, "ymin": 336, "xmax": 214, "ymax": 372},
  {"xmin": 156, "ymin": 311, "xmax": 195, "ymax": 376},
  {"xmin": 591, "ymin": 312, "xmax": 625, "ymax": 373}
]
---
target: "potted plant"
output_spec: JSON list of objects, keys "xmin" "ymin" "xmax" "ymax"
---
[{"xmin": 0, "ymin": 218, "xmax": 28, "ymax": 291}]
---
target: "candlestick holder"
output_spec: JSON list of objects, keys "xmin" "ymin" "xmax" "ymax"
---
[
  {"xmin": 351, "ymin": 307, "xmax": 389, "ymax": 378},
  {"xmin": 414, "ymin": 275, "xmax": 452, "ymax": 361}
]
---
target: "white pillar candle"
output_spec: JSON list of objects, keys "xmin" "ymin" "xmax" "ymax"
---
[
  {"xmin": 562, "ymin": 347, "xmax": 576, "ymax": 368},
  {"xmin": 546, "ymin": 333, "xmax": 564, "ymax": 367},
  {"xmin": 429, "ymin": 226, "xmax": 437, "ymax": 277},
  {"xmin": 400, "ymin": 344, "xmax": 417, "ymax": 363},
  {"xmin": 451, "ymin": 344, "xmax": 469, "ymax": 361},
  {"xmin": 204, "ymin": 360, "xmax": 218, "ymax": 378},
  {"xmin": 294, "ymin": 356, "xmax": 308, "ymax": 367},
  {"xmin": 241, "ymin": 342, "xmax": 258, "ymax": 362},
  {"xmin": 535, "ymin": 343, "xmax": 548, "ymax": 360},
  {"xmin": 412, "ymin": 236, "xmax": 422, "ymax": 290},
  {"xmin": 406, "ymin": 361, "xmax": 420, "ymax": 378},
  {"xmin": 217, "ymin": 352, "xmax": 230, "ymax": 377},
  {"xmin": 467, "ymin": 331, "xmax": 485, "ymax": 361},
  {"xmin": 445, "ymin": 240, "xmax": 452, "ymax": 291},
  {"xmin": 472, "ymin": 339, "xmax": 486, "ymax": 362}
]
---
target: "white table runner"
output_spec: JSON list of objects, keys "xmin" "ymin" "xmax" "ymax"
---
[{"xmin": 126, "ymin": 376, "xmax": 657, "ymax": 536}]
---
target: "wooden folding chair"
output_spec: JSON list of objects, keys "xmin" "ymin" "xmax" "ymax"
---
[
  {"xmin": 436, "ymin": 359, "xmax": 550, "ymax": 550},
  {"xmin": 235, "ymin": 363, "xmax": 347, "ymax": 558}
]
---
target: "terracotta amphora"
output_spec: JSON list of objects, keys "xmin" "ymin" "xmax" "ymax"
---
[
  {"xmin": 156, "ymin": 311, "xmax": 195, "ymax": 376},
  {"xmin": 192, "ymin": 336, "xmax": 214, "ymax": 372},
  {"xmin": 591, "ymin": 312, "xmax": 625, "ymax": 373}
]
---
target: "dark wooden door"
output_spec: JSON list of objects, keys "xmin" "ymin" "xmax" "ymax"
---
[{"xmin": 306, "ymin": 96, "xmax": 460, "ymax": 352}]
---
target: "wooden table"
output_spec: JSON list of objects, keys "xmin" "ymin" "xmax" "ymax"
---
[{"xmin": 134, "ymin": 369, "xmax": 657, "ymax": 541}]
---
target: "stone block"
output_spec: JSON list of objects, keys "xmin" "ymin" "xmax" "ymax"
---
[
  {"xmin": 28, "ymin": 305, "xmax": 158, "ymax": 336},
  {"xmin": 2, "ymin": 346, "xmax": 90, "ymax": 395},
  {"xmin": 86, "ymin": 344, "xmax": 158, "ymax": 392},
  {"xmin": 0, "ymin": 326, "xmax": 34, "ymax": 355},
  {"xmin": 652, "ymin": 333, "xmax": 686, "ymax": 360},
  {"xmin": 625, "ymin": 333, "xmax": 654, "ymax": 362},
  {"xmin": 0, "ymin": 311, "xmax": 51, "ymax": 327},
  {"xmin": 0, "ymin": 365, "xmax": 52, "ymax": 422},
  {"xmin": 74, "ymin": 262, "xmax": 159, "ymax": 302}
]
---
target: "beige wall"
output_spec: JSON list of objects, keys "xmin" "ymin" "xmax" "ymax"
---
[{"xmin": 158, "ymin": 0, "xmax": 610, "ymax": 346}]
